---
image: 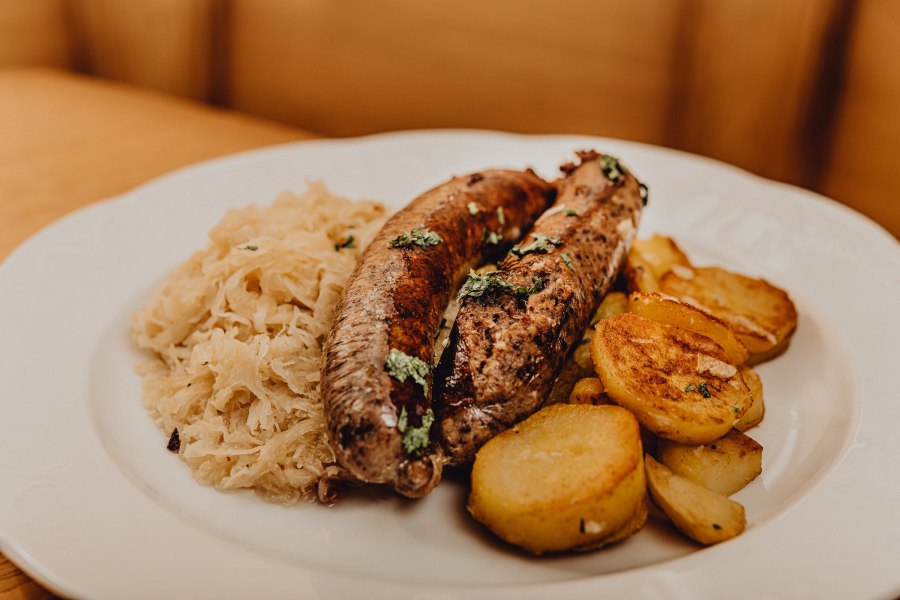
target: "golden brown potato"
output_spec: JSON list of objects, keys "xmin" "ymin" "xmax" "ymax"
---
[
  {"xmin": 621, "ymin": 235, "xmax": 692, "ymax": 293},
  {"xmin": 645, "ymin": 455, "xmax": 746, "ymax": 545},
  {"xmin": 627, "ymin": 292, "xmax": 749, "ymax": 365},
  {"xmin": 632, "ymin": 235, "xmax": 692, "ymax": 279},
  {"xmin": 591, "ymin": 313, "xmax": 752, "ymax": 444},
  {"xmin": 569, "ymin": 377, "xmax": 611, "ymax": 405},
  {"xmin": 621, "ymin": 250, "xmax": 659, "ymax": 294},
  {"xmin": 547, "ymin": 291, "xmax": 624, "ymax": 405},
  {"xmin": 546, "ymin": 351, "xmax": 594, "ymax": 405},
  {"xmin": 594, "ymin": 291, "xmax": 629, "ymax": 323},
  {"xmin": 659, "ymin": 266, "xmax": 797, "ymax": 364},
  {"xmin": 572, "ymin": 339, "xmax": 594, "ymax": 372},
  {"xmin": 546, "ymin": 335, "xmax": 595, "ymax": 406},
  {"xmin": 468, "ymin": 404, "xmax": 647, "ymax": 554},
  {"xmin": 656, "ymin": 429, "xmax": 763, "ymax": 496},
  {"xmin": 735, "ymin": 365, "xmax": 765, "ymax": 431}
]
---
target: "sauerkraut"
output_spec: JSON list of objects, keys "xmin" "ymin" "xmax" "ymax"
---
[{"xmin": 132, "ymin": 183, "xmax": 386, "ymax": 504}]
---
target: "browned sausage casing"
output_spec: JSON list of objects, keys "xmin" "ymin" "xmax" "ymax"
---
[
  {"xmin": 434, "ymin": 152, "xmax": 644, "ymax": 465},
  {"xmin": 321, "ymin": 170, "xmax": 552, "ymax": 497}
]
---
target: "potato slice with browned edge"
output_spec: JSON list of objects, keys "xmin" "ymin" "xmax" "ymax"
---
[
  {"xmin": 468, "ymin": 404, "xmax": 647, "ymax": 554},
  {"xmin": 591, "ymin": 313, "xmax": 752, "ymax": 444},
  {"xmin": 659, "ymin": 266, "xmax": 797, "ymax": 364},
  {"xmin": 656, "ymin": 429, "xmax": 763, "ymax": 496},
  {"xmin": 546, "ymin": 351, "xmax": 593, "ymax": 405},
  {"xmin": 593, "ymin": 291, "xmax": 629, "ymax": 324},
  {"xmin": 568, "ymin": 377, "xmax": 611, "ymax": 405},
  {"xmin": 547, "ymin": 292, "xmax": 629, "ymax": 405},
  {"xmin": 633, "ymin": 235, "xmax": 692, "ymax": 279},
  {"xmin": 735, "ymin": 365, "xmax": 765, "ymax": 431},
  {"xmin": 621, "ymin": 235, "xmax": 692, "ymax": 293},
  {"xmin": 645, "ymin": 455, "xmax": 746, "ymax": 545},
  {"xmin": 627, "ymin": 292, "xmax": 749, "ymax": 365},
  {"xmin": 621, "ymin": 249, "xmax": 659, "ymax": 293}
]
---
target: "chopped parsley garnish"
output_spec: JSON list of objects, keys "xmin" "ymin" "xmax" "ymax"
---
[
  {"xmin": 241, "ymin": 244, "xmax": 258, "ymax": 251},
  {"xmin": 385, "ymin": 349, "xmax": 430, "ymax": 393},
  {"xmin": 685, "ymin": 382, "xmax": 712, "ymax": 398},
  {"xmin": 733, "ymin": 406, "xmax": 742, "ymax": 414},
  {"xmin": 457, "ymin": 270, "xmax": 512, "ymax": 300},
  {"xmin": 712, "ymin": 523, "xmax": 722, "ymax": 531},
  {"xmin": 497, "ymin": 206, "xmax": 506, "ymax": 225},
  {"xmin": 467, "ymin": 202, "xmax": 479, "ymax": 215},
  {"xmin": 600, "ymin": 155, "xmax": 627, "ymax": 182},
  {"xmin": 397, "ymin": 407, "xmax": 434, "ymax": 456},
  {"xmin": 457, "ymin": 270, "xmax": 545, "ymax": 301},
  {"xmin": 510, "ymin": 233, "xmax": 563, "ymax": 257},
  {"xmin": 334, "ymin": 235, "xmax": 355, "ymax": 251},
  {"xmin": 579, "ymin": 518, "xmax": 586, "ymax": 534},
  {"xmin": 512, "ymin": 275, "xmax": 546, "ymax": 298},
  {"xmin": 560, "ymin": 252, "xmax": 575, "ymax": 272},
  {"xmin": 564, "ymin": 208, "xmax": 580, "ymax": 217},
  {"xmin": 390, "ymin": 227, "xmax": 443, "ymax": 249}
]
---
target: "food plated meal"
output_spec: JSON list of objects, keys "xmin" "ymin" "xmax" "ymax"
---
[
  {"xmin": 133, "ymin": 147, "xmax": 797, "ymax": 555},
  {"xmin": 4, "ymin": 131, "xmax": 896, "ymax": 599}
]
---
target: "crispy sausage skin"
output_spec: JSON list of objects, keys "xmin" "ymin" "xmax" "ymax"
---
[
  {"xmin": 434, "ymin": 151, "xmax": 645, "ymax": 465},
  {"xmin": 321, "ymin": 170, "xmax": 552, "ymax": 497}
]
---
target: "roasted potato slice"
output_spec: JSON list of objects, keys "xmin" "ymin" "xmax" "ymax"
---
[
  {"xmin": 546, "ymin": 338, "xmax": 594, "ymax": 405},
  {"xmin": 645, "ymin": 455, "xmax": 746, "ymax": 545},
  {"xmin": 593, "ymin": 291, "xmax": 629, "ymax": 323},
  {"xmin": 573, "ymin": 340, "xmax": 593, "ymax": 371},
  {"xmin": 591, "ymin": 313, "xmax": 752, "ymax": 444},
  {"xmin": 627, "ymin": 292, "xmax": 749, "ymax": 365},
  {"xmin": 656, "ymin": 429, "xmax": 763, "ymax": 496},
  {"xmin": 632, "ymin": 235, "xmax": 692, "ymax": 279},
  {"xmin": 735, "ymin": 365, "xmax": 765, "ymax": 431},
  {"xmin": 621, "ymin": 250, "xmax": 659, "ymax": 293},
  {"xmin": 569, "ymin": 377, "xmax": 611, "ymax": 405},
  {"xmin": 621, "ymin": 235, "xmax": 691, "ymax": 293},
  {"xmin": 659, "ymin": 266, "xmax": 797, "ymax": 364},
  {"xmin": 546, "ymin": 352, "xmax": 593, "ymax": 405},
  {"xmin": 468, "ymin": 404, "xmax": 647, "ymax": 554},
  {"xmin": 548, "ymin": 292, "xmax": 628, "ymax": 404}
]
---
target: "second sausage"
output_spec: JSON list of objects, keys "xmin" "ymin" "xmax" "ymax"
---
[{"xmin": 433, "ymin": 151, "xmax": 646, "ymax": 465}]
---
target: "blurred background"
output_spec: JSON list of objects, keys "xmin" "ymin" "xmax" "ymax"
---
[
  {"xmin": 2, "ymin": 0, "xmax": 899, "ymax": 238},
  {"xmin": 3, "ymin": 0, "xmax": 900, "ymax": 238}
]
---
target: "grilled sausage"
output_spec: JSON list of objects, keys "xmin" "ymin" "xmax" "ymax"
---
[
  {"xmin": 321, "ymin": 170, "xmax": 553, "ymax": 497},
  {"xmin": 434, "ymin": 151, "xmax": 645, "ymax": 465}
]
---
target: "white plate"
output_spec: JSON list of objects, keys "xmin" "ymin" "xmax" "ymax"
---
[{"xmin": 1, "ymin": 130, "xmax": 899, "ymax": 600}]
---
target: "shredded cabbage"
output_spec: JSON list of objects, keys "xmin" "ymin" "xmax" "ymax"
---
[{"xmin": 132, "ymin": 183, "xmax": 386, "ymax": 504}]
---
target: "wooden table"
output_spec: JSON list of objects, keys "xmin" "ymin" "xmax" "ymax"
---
[{"xmin": 0, "ymin": 67, "xmax": 313, "ymax": 600}]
